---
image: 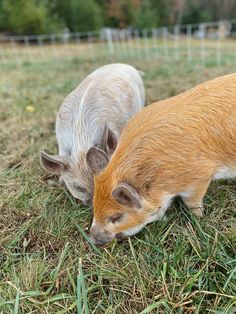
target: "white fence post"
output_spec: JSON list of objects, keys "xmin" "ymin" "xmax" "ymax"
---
[
  {"xmin": 134, "ymin": 29, "xmax": 140, "ymax": 59},
  {"xmin": 10, "ymin": 36, "xmax": 21, "ymax": 66},
  {"xmin": 0, "ymin": 41, "xmax": 6, "ymax": 64},
  {"xmin": 152, "ymin": 28, "xmax": 158, "ymax": 58},
  {"xmin": 37, "ymin": 35, "xmax": 44, "ymax": 58},
  {"xmin": 105, "ymin": 28, "xmax": 114, "ymax": 56},
  {"xmin": 76, "ymin": 32, "xmax": 81, "ymax": 46},
  {"xmin": 129, "ymin": 29, "xmax": 135, "ymax": 58},
  {"xmin": 61, "ymin": 28, "xmax": 70, "ymax": 59},
  {"xmin": 199, "ymin": 23, "xmax": 206, "ymax": 65},
  {"xmin": 217, "ymin": 21, "xmax": 222, "ymax": 66},
  {"xmin": 115, "ymin": 30, "xmax": 122, "ymax": 59},
  {"xmin": 24, "ymin": 36, "xmax": 32, "ymax": 62},
  {"xmin": 88, "ymin": 31, "xmax": 96, "ymax": 61},
  {"xmin": 124, "ymin": 29, "xmax": 130, "ymax": 58},
  {"xmin": 162, "ymin": 27, "xmax": 169, "ymax": 62},
  {"xmin": 75, "ymin": 32, "xmax": 81, "ymax": 57},
  {"xmin": 187, "ymin": 24, "xmax": 192, "ymax": 63},
  {"xmin": 174, "ymin": 25, "xmax": 180, "ymax": 61},
  {"xmin": 127, "ymin": 29, "xmax": 134, "ymax": 58},
  {"xmin": 117, "ymin": 30, "xmax": 122, "ymax": 59},
  {"xmin": 50, "ymin": 34, "xmax": 58, "ymax": 59},
  {"xmin": 143, "ymin": 29, "xmax": 149, "ymax": 59}
]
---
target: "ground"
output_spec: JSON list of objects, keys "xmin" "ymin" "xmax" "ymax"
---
[{"xmin": 0, "ymin": 56, "xmax": 236, "ymax": 313}]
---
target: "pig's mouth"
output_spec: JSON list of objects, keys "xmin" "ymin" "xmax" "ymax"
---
[
  {"xmin": 89, "ymin": 232, "xmax": 126, "ymax": 247},
  {"xmin": 100, "ymin": 233, "xmax": 126, "ymax": 247},
  {"xmin": 76, "ymin": 198, "xmax": 92, "ymax": 208},
  {"xmin": 116, "ymin": 232, "xmax": 126, "ymax": 242}
]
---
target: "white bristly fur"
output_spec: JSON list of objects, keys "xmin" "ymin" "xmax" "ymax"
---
[{"xmin": 54, "ymin": 63, "xmax": 145, "ymax": 202}]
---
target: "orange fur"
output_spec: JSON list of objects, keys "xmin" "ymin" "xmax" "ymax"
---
[{"xmin": 90, "ymin": 73, "xmax": 236, "ymax": 244}]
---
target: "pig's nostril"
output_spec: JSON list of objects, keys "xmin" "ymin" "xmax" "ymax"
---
[
  {"xmin": 116, "ymin": 232, "xmax": 126, "ymax": 243},
  {"xmin": 116, "ymin": 233, "xmax": 124, "ymax": 240}
]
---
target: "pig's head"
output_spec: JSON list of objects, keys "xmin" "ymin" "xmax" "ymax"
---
[
  {"xmin": 88, "ymin": 150, "xmax": 173, "ymax": 246},
  {"xmin": 87, "ymin": 149, "xmax": 162, "ymax": 246},
  {"xmin": 40, "ymin": 126, "xmax": 117, "ymax": 207},
  {"xmin": 89, "ymin": 182, "xmax": 150, "ymax": 246}
]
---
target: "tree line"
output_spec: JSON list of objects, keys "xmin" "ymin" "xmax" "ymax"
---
[{"xmin": 0, "ymin": 0, "xmax": 235, "ymax": 35}]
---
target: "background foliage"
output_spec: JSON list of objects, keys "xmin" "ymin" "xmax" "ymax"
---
[{"xmin": 0, "ymin": 0, "xmax": 236, "ymax": 35}]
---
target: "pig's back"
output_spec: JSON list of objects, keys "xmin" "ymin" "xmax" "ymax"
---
[
  {"xmin": 58, "ymin": 63, "xmax": 144, "ymax": 127},
  {"xmin": 110, "ymin": 73, "xmax": 236, "ymax": 169},
  {"xmin": 76, "ymin": 63, "xmax": 144, "ymax": 121},
  {"xmin": 56, "ymin": 64, "xmax": 144, "ymax": 155}
]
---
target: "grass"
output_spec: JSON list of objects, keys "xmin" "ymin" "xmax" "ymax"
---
[{"xmin": 0, "ymin": 56, "xmax": 236, "ymax": 313}]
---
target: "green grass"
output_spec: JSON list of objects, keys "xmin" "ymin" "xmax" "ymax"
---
[{"xmin": 0, "ymin": 57, "xmax": 236, "ymax": 313}]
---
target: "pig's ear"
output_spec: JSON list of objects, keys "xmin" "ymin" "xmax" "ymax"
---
[
  {"xmin": 86, "ymin": 147, "xmax": 109, "ymax": 175},
  {"xmin": 112, "ymin": 182, "xmax": 142, "ymax": 209},
  {"xmin": 40, "ymin": 151, "xmax": 68, "ymax": 174},
  {"xmin": 99, "ymin": 125, "xmax": 117, "ymax": 158}
]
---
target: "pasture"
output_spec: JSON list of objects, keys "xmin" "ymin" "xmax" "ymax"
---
[{"xmin": 0, "ymin": 54, "xmax": 236, "ymax": 313}]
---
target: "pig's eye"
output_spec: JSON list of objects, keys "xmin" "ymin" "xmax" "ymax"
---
[
  {"xmin": 73, "ymin": 184, "xmax": 87, "ymax": 194},
  {"xmin": 108, "ymin": 213, "xmax": 123, "ymax": 224}
]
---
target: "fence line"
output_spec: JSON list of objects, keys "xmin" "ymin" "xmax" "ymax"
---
[{"xmin": 0, "ymin": 20, "xmax": 236, "ymax": 66}]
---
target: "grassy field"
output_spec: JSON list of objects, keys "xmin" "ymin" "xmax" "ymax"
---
[{"xmin": 0, "ymin": 57, "xmax": 236, "ymax": 313}]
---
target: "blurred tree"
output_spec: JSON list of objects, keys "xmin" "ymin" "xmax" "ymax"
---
[
  {"xmin": 0, "ymin": 0, "xmax": 6, "ymax": 30},
  {"xmin": 121, "ymin": 0, "xmax": 134, "ymax": 27},
  {"xmin": 199, "ymin": 0, "xmax": 236, "ymax": 20},
  {"xmin": 182, "ymin": 0, "xmax": 211, "ymax": 24},
  {"xmin": 0, "ymin": 0, "xmax": 236, "ymax": 35},
  {"xmin": 134, "ymin": 0, "xmax": 170, "ymax": 29},
  {"xmin": 93, "ymin": 0, "xmax": 107, "ymax": 26},
  {"xmin": 133, "ymin": 0, "xmax": 157, "ymax": 29},
  {"xmin": 0, "ymin": 0, "xmax": 62, "ymax": 35},
  {"xmin": 53, "ymin": 0, "xmax": 104, "ymax": 32},
  {"xmin": 169, "ymin": 0, "xmax": 185, "ymax": 24},
  {"xmin": 105, "ymin": 0, "xmax": 135, "ymax": 28},
  {"xmin": 150, "ymin": 0, "xmax": 171, "ymax": 26}
]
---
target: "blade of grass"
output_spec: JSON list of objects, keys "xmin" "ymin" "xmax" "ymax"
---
[
  {"xmin": 128, "ymin": 238, "xmax": 146, "ymax": 294},
  {"xmin": 46, "ymin": 242, "xmax": 69, "ymax": 295},
  {"xmin": 73, "ymin": 221, "xmax": 102, "ymax": 255},
  {"xmin": 13, "ymin": 289, "xmax": 20, "ymax": 314},
  {"xmin": 223, "ymin": 266, "xmax": 236, "ymax": 291},
  {"xmin": 77, "ymin": 260, "xmax": 82, "ymax": 314},
  {"xmin": 77, "ymin": 258, "xmax": 89, "ymax": 314},
  {"xmin": 139, "ymin": 300, "xmax": 170, "ymax": 313}
]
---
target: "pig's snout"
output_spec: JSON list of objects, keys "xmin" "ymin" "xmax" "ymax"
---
[
  {"xmin": 76, "ymin": 197, "xmax": 92, "ymax": 208},
  {"xmin": 89, "ymin": 225, "xmax": 115, "ymax": 247},
  {"xmin": 83, "ymin": 198, "xmax": 92, "ymax": 208}
]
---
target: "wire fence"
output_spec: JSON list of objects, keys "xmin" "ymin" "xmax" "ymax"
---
[{"xmin": 1, "ymin": 20, "xmax": 236, "ymax": 66}]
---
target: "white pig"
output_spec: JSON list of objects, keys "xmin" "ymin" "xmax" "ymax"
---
[{"xmin": 40, "ymin": 63, "xmax": 145, "ymax": 206}]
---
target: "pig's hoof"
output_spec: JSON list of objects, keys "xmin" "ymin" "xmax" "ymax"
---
[{"xmin": 190, "ymin": 206, "xmax": 203, "ymax": 217}]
